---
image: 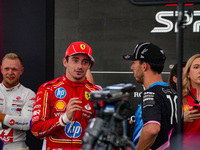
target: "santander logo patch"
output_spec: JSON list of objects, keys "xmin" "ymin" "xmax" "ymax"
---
[
  {"xmin": 9, "ymin": 119, "xmax": 15, "ymax": 125},
  {"xmin": 16, "ymin": 96, "xmax": 21, "ymax": 100}
]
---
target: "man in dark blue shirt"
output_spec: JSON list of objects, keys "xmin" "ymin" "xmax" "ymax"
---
[{"xmin": 122, "ymin": 42, "xmax": 178, "ymax": 150}]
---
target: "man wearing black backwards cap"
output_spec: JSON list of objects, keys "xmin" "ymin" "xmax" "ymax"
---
[
  {"xmin": 122, "ymin": 42, "xmax": 178, "ymax": 150},
  {"xmin": 31, "ymin": 41, "xmax": 101, "ymax": 150}
]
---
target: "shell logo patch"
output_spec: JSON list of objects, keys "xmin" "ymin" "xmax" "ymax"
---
[
  {"xmin": 80, "ymin": 44, "xmax": 85, "ymax": 50},
  {"xmin": 85, "ymin": 91, "xmax": 90, "ymax": 100},
  {"xmin": 55, "ymin": 100, "xmax": 66, "ymax": 111},
  {"xmin": 183, "ymin": 105, "xmax": 190, "ymax": 112}
]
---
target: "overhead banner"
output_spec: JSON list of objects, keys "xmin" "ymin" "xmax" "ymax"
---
[{"xmin": 129, "ymin": 0, "xmax": 200, "ymax": 5}]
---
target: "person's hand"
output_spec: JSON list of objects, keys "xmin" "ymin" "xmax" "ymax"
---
[
  {"xmin": 128, "ymin": 115, "xmax": 135, "ymax": 124},
  {"xmin": 65, "ymin": 97, "xmax": 82, "ymax": 121},
  {"xmin": 184, "ymin": 107, "xmax": 200, "ymax": 122},
  {"xmin": 129, "ymin": 119, "xmax": 134, "ymax": 124}
]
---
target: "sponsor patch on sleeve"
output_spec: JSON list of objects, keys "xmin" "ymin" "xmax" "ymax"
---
[{"xmin": 143, "ymin": 92, "xmax": 155, "ymax": 108}]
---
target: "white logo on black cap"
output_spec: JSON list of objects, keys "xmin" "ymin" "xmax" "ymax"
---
[
  {"xmin": 141, "ymin": 48, "xmax": 148, "ymax": 54},
  {"xmin": 140, "ymin": 55, "xmax": 144, "ymax": 59},
  {"xmin": 160, "ymin": 50, "xmax": 165, "ymax": 54},
  {"xmin": 124, "ymin": 55, "xmax": 131, "ymax": 59}
]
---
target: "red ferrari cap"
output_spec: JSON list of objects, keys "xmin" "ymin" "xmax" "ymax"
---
[{"xmin": 65, "ymin": 41, "xmax": 94, "ymax": 62}]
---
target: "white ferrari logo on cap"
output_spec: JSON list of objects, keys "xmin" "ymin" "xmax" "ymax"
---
[{"xmin": 80, "ymin": 44, "xmax": 85, "ymax": 50}]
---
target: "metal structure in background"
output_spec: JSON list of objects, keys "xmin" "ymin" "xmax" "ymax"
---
[
  {"xmin": 129, "ymin": 0, "xmax": 200, "ymax": 5},
  {"xmin": 129, "ymin": 0, "xmax": 200, "ymax": 149}
]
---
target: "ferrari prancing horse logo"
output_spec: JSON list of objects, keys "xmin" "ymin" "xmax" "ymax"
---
[
  {"xmin": 80, "ymin": 44, "xmax": 85, "ymax": 50},
  {"xmin": 85, "ymin": 91, "xmax": 90, "ymax": 100}
]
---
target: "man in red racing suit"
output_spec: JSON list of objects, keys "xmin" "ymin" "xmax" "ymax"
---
[{"xmin": 31, "ymin": 41, "xmax": 101, "ymax": 150}]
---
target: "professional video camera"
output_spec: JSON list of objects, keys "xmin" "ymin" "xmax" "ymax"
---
[{"xmin": 82, "ymin": 83, "xmax": 136, "ymax": 150}]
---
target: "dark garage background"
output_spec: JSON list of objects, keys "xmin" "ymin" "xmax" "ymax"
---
[{"xmin": 0, "ymin": 0, "xmax": 200, "ymax": 149}]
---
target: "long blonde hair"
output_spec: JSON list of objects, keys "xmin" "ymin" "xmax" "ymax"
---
[{"xmin": 182, "ymin": 54, "xmax": 200, "ymax": 97}]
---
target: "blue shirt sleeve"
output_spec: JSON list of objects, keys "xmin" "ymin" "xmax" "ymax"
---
[{"xmin": 132, "ymin": 103, "xmax": 143, "ymax": 147}]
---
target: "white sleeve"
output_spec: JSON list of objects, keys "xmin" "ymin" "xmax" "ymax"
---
[
  {"xmin": 42, "ymin": 138, "xmax": 46, "ymax": 150},
  {"xmin": 59, "ymin": 113, "xmax": 70, "ymax": 127},
  {"xmin": 3, "ymin": 89, "xmax": 36, "ymax": 131}
]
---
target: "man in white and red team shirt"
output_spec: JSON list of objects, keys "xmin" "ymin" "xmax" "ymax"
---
[
  {"xmin": 0, "ymin": 53, "xmax": 36, "ymax": 150},
  {"xmin": 31, "ymin": 41, "xmax": 101, "ymax": 150}
]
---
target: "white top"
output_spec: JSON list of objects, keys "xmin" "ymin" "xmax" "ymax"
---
[{"xmin": 0, "ymin": 83, "xmax": 35, "ymax": 150}]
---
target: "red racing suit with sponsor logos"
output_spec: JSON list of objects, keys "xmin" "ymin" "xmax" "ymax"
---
[
  {"xmin": 31, "ymin": 75, "xmax": 101, "ymax": 150},
  {"xmin": 0, "ymin": 82, "xmax": 36, "ymax": 150},
  {"xmin": 183, "ymin": 86, "xmax": 200, "ymax": 150}
]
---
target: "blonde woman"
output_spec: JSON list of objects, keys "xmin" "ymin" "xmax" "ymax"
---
[{"xmin": 182, "ymin": 54, "xmax": 200, "ymax": 150}]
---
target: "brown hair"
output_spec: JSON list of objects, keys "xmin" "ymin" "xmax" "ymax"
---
[{"xmin": 168, "ymin": 62, "xmax": 186, "ymax": 91}]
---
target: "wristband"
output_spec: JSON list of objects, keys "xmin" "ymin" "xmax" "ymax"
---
[{"xmin": 59, "ymin": 114, "xmax": 70, "ymax": 126}]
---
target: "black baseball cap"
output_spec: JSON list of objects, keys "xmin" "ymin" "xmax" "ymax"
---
[{"xmin": 122, "ymin": 42, "xmax": 166, "ymax": 64}]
